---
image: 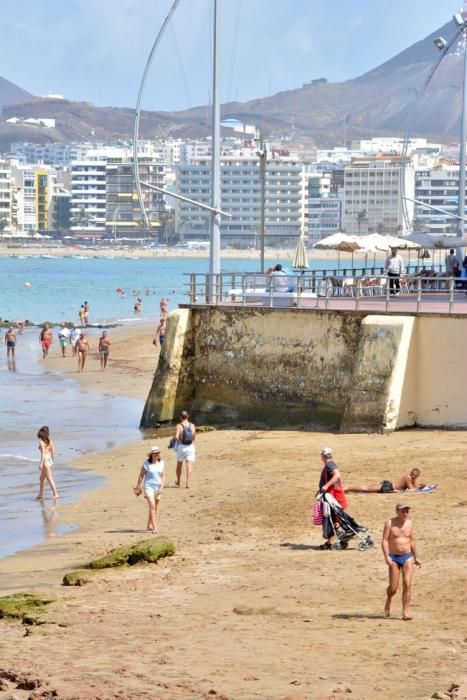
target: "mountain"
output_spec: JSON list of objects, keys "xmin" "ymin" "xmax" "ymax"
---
[
  {"xmin": 0, "ymin": 20, "xmax": 463, "ymax": 149},
  {"xmin": 0, "ymin": 76, "xmax": 33, "ymax": 108}
]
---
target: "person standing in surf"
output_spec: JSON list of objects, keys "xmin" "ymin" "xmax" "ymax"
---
[{"xmin": 37, "ymin": 425, "xmax": 59, "ymax": 500}]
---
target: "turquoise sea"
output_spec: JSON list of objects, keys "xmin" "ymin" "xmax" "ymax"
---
[{"xmin": 0, "ymin": 255, "xmax": 298, "ymax": 326}]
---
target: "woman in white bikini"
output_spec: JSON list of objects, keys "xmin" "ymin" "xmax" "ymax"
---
[{"xmin": 37, "ymin": 425, "xmax": 59, "ymax": 499}]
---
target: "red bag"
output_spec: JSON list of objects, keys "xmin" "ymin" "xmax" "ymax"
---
[{"xmin": 312, "ymin": 499, "xmax": 323, "ymax": 526}]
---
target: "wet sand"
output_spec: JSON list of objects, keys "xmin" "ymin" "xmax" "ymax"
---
[{"xmin": 0, "ymin": 324, "xmax": 466, "ymax": 699}]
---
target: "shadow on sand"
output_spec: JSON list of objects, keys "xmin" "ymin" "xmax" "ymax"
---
[{"xmin": 333, "ymin": 612, "xmax": 395, "ymax": 621}]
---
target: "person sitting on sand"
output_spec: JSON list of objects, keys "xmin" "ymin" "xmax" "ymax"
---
[
  {"xmin": 133, "ymin": 446, "xmax": 165, "ymax": 533},
  {"xmin": 37, "ymin": 425, "xmax": 59, "ymax": 500},
  {"xmin": 381, "ymin": 503, "xmax": 421, "ymax": 620},
  {"xmin": 345, "ymin": 469, "xmax": 425, "ymax": 494}
]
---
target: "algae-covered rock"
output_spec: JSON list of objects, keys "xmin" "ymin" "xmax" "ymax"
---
[
  {"xmin": 0, "ymin": 593, "xmax": 54, "ymax": 623},
  {"xmin": 62, "ymin": 569, "xmax": 95, "ymax": 586},
  {"xmin": 87, "ymin": 537, "xmax": 175, "ymax": 570}
]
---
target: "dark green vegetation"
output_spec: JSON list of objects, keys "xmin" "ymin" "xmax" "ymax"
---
[
  {"xmin": 0, "ymin": 593, "xmax": 54, "ymax": 624},
  {"xmin": 63, "ymin": 537, "xmax": 175, "ymax": 585}
]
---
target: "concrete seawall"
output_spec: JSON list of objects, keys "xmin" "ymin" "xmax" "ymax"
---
[{"xmin": 141, "ymin": 307, "xmax": 467, "ymax": 432}]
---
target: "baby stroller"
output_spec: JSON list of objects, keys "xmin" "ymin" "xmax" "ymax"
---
[{"xmin": 318, "ymin": 492, "xmax": 374, "ymax": 551}]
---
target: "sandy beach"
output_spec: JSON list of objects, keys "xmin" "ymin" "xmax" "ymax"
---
[{"xmin": 0, "ymin": 323, "xmax": 466, "ymax": 700}]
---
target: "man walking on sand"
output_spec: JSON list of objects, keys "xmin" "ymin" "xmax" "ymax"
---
[
  {"xmin": 381, "ymin": 503, "xmax": 421, "ymax": 620},
  {"xmin": 75, "ymin": 332, "xmax": 90, "ymax": 372},
  {"xmin": 39, "ymin": 324, "xmax": 53, "ymax": 359},
  {"xmin": 98, "ymin": 330, "xmax": 111, "ymax": 371}
]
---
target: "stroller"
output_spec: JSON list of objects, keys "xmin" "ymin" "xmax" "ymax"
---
[{"xmin": 318, "ymin": 492, "xmax": 374, "ymax": 551}]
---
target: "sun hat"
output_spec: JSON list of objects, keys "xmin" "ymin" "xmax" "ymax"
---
[
  {"xmin": 321, "ymin": 447, "xmax": 333, "ymax": 457},
  {"xmin": 396, "ymin": 502, "xmax": 411, "ymax": 511},
  {"xmin": 149, "ymin": 446, "xmax": 161, "ymax": 455}
]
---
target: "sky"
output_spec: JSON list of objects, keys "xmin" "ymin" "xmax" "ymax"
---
[{"xmin": 0, "ymin": 0, "xmax": 456, "ymax": 112}]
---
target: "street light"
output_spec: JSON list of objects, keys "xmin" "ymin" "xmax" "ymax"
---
[{"xmin": 432, "ymin": 12, "xmax": 467, "ymax": 240}]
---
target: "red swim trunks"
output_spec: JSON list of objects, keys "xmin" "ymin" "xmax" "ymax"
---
[{"xmin": 41, "ymin": 340, "xmax": 51, "ymax": 349}]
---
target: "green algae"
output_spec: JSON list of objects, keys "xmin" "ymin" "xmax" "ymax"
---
[
  {"xmin": 0, "ymin": 593, "xmax": 54, "ymax": 623},
  {"xmin": 62, "ymin": 537, "xmax": 175, "ymax": 585},
  {"xmin": 87, "ymin": 537, "xmax": 175, "ymax": 569},
  {"xmin": 62, "ymin": 569, "xmax": 95, "ymax": 586}
]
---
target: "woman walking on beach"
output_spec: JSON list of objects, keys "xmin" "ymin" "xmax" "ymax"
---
[
  {"xmin": 133, "ymin": 446, "xmax": 165, "ymax": 533},
  {"xmin": 318, "ymin": 447, "xmax": 347, "ymax": 549},
  {"xmin": 37, "ymin": 426, "xmax": 59, "ymax": 500}
]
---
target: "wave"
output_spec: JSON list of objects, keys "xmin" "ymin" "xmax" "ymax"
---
[{"xmin": 0, "ymin": 453, "xmax": 38, "ymax": 463}]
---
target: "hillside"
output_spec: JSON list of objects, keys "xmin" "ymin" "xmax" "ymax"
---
[{"xmin": 0, "ymin": 19, "xmax": 463, "ymax": 149}]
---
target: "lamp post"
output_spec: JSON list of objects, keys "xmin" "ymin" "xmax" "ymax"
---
[
  {"xmin": 433, "ymin": 11, "xmax": 467, "ymax": 243},
  {"xmin": 209, "ymin": 0, "xmax": 221, "ymax": 299}
]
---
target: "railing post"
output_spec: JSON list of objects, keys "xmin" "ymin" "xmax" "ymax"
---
[
  {"xmin": 215, "ymin": 274, "xmax": 221, "ymax": 305},
  {"xmin": 242, "ymin": 274, "xmax": 246, "ymax": 307},
  {"xmin": 385, "ymin": 274, "xmax": 390, "ymax": 312},
  {"xmin": 416, "ymin": 277, "xmax": 422, "ymax": 313},
  {"xmin": 325, "ymin": 276, "xmax": 330, "ymax": 311},
  {"xmin": 189, "ymin": 274, "xmax": 196, "ymax": 305},
  {"xmin": 448, "ymin": 276, "xmax": 454, "ymax": 314},
  {"xmin": 205, "ymin": 274, "xmax": 209, "ymax": 304},
  {"xmin": 355, "ymin": 278, "xmax": 361, "ymax": 311}
]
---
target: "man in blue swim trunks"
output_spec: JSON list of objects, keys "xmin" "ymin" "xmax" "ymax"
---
[{"xmin": 381, "ymin": 502, "xmax": 421, "ymax": 620}]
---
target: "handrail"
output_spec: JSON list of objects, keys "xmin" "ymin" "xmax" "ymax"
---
[{"xmin": 183, "ymin": 271, "xmax": 466, "ymax": 315}]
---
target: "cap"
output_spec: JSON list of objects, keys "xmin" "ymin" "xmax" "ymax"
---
[
  {"xmin": 396, "ymin": 502, "xmax": 411, "ymax": 511},
  {"xmin": 321, "ymin": 447, "xmax": 333, "ymax": 457},
  {"xmin": 149, "ymin": 446, "xmax": 160, "ymax": 455}
]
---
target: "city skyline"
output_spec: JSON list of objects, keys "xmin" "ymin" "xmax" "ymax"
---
[{"xmin": 0, "ymin": 0, "xmax": 453, "ymax": 112}]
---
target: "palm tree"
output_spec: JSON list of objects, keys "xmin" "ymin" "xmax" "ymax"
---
[
  {"xmin": 356, "ymin": 209, "xmax": 368, "ymax": 235},
  {"xmin": 376, "ymin": 222, "xmax": 387, "ymax": 235}
]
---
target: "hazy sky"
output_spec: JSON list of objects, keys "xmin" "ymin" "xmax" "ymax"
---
[{"xmin": 0, "ymin": 0, "xmax": 455, "ymax": 112}]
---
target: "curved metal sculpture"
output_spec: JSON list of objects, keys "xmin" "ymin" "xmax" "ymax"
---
[
  {"xmin": 400, "ymin": 21, "xmax": 467, "ymax": 230},
  {"xmin": 133, "ymin": 0, "xmax": 182, "ymax": 228}
]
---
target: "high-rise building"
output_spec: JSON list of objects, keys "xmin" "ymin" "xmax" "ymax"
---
[
  {"xmin": 11, "ymin": 164, "xmax": 55, "ymax": 232},
  {"xmin": 306, "ymin": 172, "xmax": 342, "ymax": 240},
  {"xmin": 70, "ymin": 159, "xmax": 107, "ymax": 235},
  {"xmin": 414, "ymin": 164, "xmax": 460, "ymax": 234},
  {"xmin": 0, "ymin": 162, "xmax": 12, "ymax": 231},
  {"xmin": 343, "ymin": 156, "xmax": 414, "ymax": 235},
  {"xmin": 176, "ymin": 155, "xmax": 306, "ymax": 246}
]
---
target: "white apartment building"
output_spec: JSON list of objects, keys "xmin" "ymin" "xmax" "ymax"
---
[
  {"xmin": 70, "ymin": 159, "xmax": 107, "ymax": 234},
  {"xmin": 0, "ymin": 162, "xmax": 12, "ymax": 230},
  {"xmin": 10, "ymin": 142, "xmax": 92, "ymax": 167},
  {"xmin": 306, "ymin": 173, "xmax": 342, "ymax": 240},
  {"xmin": 11, "ymin": 164, "xmax": 55, "ymax": 232},
  {"xmin": 176, "ymin": 155, "xmax": 306, "ymax": 245},
  {"xmin": 414, "ymin": 164, "xmax": 461, "ymax": 234},
  {"xmin": 351, "ymin": 137, "xmax": 440, "ymax": 156},
  {"xmin": 343, "ymin": 157, "xmax": 414, "ymax": 236}
]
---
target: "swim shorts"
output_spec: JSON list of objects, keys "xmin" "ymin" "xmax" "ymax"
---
[
  {"xmin": 380, "ymin": 480, "xmax": 394, "ymax": 494},
  {"xmin": 41, "ymin": 340, "xmax": 51, "ymax": 349}
]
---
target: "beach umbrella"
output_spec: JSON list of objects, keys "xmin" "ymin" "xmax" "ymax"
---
[
  {"xmin": 405, "ymin": 233, "xmax": 467, "ymax": 249},
  {"xmin": 313, "ymin": 232, "xmax": 364, "ymax": 270},
  {"xmin": 291, "ymin": 234, "xmax": 309, "ymax": 270}
]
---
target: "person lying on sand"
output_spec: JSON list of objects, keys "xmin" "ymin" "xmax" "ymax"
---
[{"xmin": 345, "ymin": 468, "xmax": 425, "ymax": 494}]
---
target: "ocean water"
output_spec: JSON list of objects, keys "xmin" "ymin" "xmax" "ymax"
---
[
  {"xmin": 0, "ymin": 329, "xmax": 143, "ymax": 558},
  {"xmin": 0, "ymin": 255, "xmax": 298, "ymax": 325}
]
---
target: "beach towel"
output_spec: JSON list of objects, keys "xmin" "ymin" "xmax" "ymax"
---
[{"xmin": 413, "ymin": 484, "xmax": 437, "ymax": 493}]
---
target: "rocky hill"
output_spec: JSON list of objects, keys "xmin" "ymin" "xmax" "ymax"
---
[{"xmin": 0, "ymin": 19, "xmax": 462, "ymax": 149}]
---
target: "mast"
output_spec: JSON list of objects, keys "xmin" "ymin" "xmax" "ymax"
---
[{"xmin": 209, "ymin": 0, "xmax": 221, "ymax": 299}]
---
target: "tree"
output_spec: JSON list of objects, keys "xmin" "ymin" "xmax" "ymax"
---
[
  {"xmin": 356, "ymin": 209, "xmax": 367, "ymax": 235},
  {"xmin": 0, "ymin": 218, "xmax": 8, "ymax": 234},
  {"xmin": 411, "ymin": 217, "xmax": 425, "ymax": 232},
  {"xmin": 376, "ymin": 222, "xmax": 387, "ymax": 234}
]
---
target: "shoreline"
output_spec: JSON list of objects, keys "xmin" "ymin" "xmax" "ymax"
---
[
  {"xmin": 0, "ymin": 243, "xmax": 389, "ymax": 262},
  {"xmin": 0, "ymin": 323, "xmax": 466, "ymax": 699}
]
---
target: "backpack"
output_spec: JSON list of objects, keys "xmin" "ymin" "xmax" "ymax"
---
[{"xmin": 181, "ymin": 423, "xmax": 193, "ymax": 445}]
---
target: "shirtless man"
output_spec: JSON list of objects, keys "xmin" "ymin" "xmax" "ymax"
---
[
  {"xmin": 153, "ymin": 316, "xmax": 167, "ymax": 347},
  {"xmin": 39, "ymin": 324, "xmax": 53, "ymax": 359},
  {"xmin": 5, "ymin": 326, "xmax": 16, "ymax": 359},
  {"xmin": 381, "ymin": 503, "xmax": 421, "ymax": 620},
  {"xmin": 75, "ymin": 333, "xmax": 90, "ymax": 372},
  {"xmin": 345, "ymin": 468, "xmax": 425, "ymax": 494},
  {"xmin": 98, "ymin": 330, "xmax": 111, "ymax": 371}
]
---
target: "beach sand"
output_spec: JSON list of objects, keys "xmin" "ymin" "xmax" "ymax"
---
[{"xmin": 0, "ymin": 324, "xmax": 466, "ymax": 700}]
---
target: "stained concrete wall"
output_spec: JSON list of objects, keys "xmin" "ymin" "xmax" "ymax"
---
[{"xmin": 141, "ymin": 307, "xmax": 467, "ymax": 431}]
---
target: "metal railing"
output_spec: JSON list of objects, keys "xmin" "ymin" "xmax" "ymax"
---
[{"xmin": 185, "ymin": 271, "xmax": 466, "ymax": 315}]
